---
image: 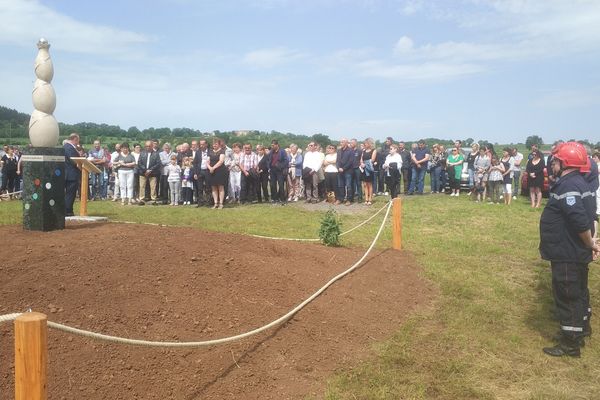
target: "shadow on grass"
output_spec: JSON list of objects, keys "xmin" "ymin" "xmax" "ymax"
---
[{"xmin": 525, "ymin": 260, "xmax": 555, "ymax": 340}]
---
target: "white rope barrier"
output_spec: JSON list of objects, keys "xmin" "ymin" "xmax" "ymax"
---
[
  {"xmin": 0, "ymin": 313, "xmax": 22, "ymax": 323},
  {"xmin": 0, "ymin": 190, "xmax": 22, "ymax": 198},
  {"xmin": 249, "ymin": 201, "xmax": 390, "ymax": 241},
  {"xmin": 1, "ymin": 201, "xmax": 393, "ymax": 347}
]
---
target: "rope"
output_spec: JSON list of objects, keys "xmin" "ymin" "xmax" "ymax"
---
[
  {"xmin": 249, "ymin": 201, "xmax": 390, "ymax": 241},
  {"xmin": 0, "ymin": 190, "xmax": 22, "ymax": 198},
  {"xmin": 4, "ymin": 201, "xmax": 393, "ymax": 347},
  {"xmin": 0, "ymin": 313, "xmax": 22, "ymax": 323}
]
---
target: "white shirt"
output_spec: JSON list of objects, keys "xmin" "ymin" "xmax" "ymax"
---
[
  {"xmin": 303, "ymin": 150, "xmax": 323, "ymax": 172},
  {"xmin": 384, "ymin": 153, "xmax": 403, "ymax": 175},
  {"xmin": 512, "ymin": 152, "xmax": 524, "ymax": 171}
]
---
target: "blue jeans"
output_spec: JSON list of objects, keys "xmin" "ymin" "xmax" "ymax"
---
[
  {"xmin": 337, "ymin": 171, "xmax": 353, "ymax": 201},
  {"xmin": 352, "ymin": 167, "xmax": 363, "ymax": 201},
  {"xmin": 91, "ymin": 171, "xmax": 105, "ymax": 199},
  {"xmin": 430, "ymin": 166, "xmax": 442, "ymax": 192},
  {"xmin": 513, "ymin": 170, "xmax": 521, "ymax": 196},
  {"xmin": 409, "ymin": 167, "xmax": 426, "ymax": 193},
  {"xmin": 468, "ymin": 168, "xmax": 475, "ymax": 189}
]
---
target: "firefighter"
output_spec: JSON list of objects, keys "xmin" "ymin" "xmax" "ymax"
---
[{"xmin": 540, "ymin": 141, "xmax": 599, "ymax": 357}]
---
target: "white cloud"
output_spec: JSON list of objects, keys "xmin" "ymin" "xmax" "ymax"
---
[
  {"xmin": 356, "ymin": 59, "xmax": 484, "ymax": 81},
  {"xmin": 242, "ymin": 47, "xmax": 306, "ymax": 68},
  {"xmin": 0, "ymin": 0, "xmax": 150, "ymax": 55},
  {"xmin": 533, "ymin": 88, "xmax": 600, "ymax": 110},
  {"xmin": 394, "ymin": 36, "xmax": 414, "ymax": 54}
]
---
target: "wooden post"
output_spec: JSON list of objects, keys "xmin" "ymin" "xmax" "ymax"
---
[
  {"xmin": 392, "ymin": 197, "xmax": 402, "ymax": 250},
  {"xmin": 80, "ymin": 169, "xmax": 89, "ymax": 217},
  {"xmin": 14, "ymin": 312, "xmax": 48, "ymax": 400}
]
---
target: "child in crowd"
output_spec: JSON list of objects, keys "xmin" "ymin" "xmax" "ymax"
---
[
  {"xmin": 383, "ymin": 144, "xmax": 402, "ymax": 199},
  {"xmin": 487, "ymin": 155, "xmax": 504, "ymax": 204},
  {"xmin": 181, "ymin": 157, "xmax": 194, "ymax": 205},
  {"xmin": 165, "ymin": 155, "xmax": 182, "ymax": 206}
]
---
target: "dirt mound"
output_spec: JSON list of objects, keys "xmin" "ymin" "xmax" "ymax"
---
[{"xmin": 0, "ymin": 223, "xmax": 432, "ymax": 399}]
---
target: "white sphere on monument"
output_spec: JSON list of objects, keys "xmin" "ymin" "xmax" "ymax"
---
[
  {"xmin": 32, "ymin": 79, "xmax": 56, "ymax": 114},
  {"xmin": 29, "ymin": 110, "xmax": 59, "ymax": 147},
  {"xmin": 29, "ymin": 38, "xmax": 59, "ymax": 148}
]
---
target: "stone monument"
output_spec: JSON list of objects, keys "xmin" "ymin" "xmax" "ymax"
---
[{"xmin": 22, "ymin": 38, "xmax": 65, "ymax": 231}]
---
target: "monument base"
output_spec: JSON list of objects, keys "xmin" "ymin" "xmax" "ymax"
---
[{"xmin": 22, "ymin": 147, "xmax": 65, "ymax": 231}]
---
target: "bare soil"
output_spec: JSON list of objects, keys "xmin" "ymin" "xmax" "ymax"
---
[{"xmin": 0, "ymin": 222, "xmax": 432, "ymax": 399}]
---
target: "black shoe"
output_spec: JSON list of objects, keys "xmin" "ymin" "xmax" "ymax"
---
[
  {"xmin": 138, "ymin": 201, "xmax": 145, "ymax": 206},
  {"xmin": 543, "ymin": 343, "xmax": 581, "ymax": 358}
]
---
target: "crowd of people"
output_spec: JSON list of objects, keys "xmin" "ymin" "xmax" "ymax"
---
[{"xmin": 2, "ymin": 137, "xmax": 599, "ymax": 217}]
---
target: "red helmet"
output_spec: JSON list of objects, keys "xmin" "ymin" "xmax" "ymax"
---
[{"xmin": 552, "ymin": 142, "xmax": 591, "ymax": 173}]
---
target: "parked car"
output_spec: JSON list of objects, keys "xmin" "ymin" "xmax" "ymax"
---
[{"xmin": 520, "ymin": 154, "xmax": 550, "ymax": 197}]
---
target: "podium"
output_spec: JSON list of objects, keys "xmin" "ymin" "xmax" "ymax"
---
[{"xmin": 70, "ymin": 157, "xmax": 102, "ymax": 217}]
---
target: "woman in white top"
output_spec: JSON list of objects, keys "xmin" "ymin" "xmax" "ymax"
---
[
  {"xmin": 323, "ymin": 145, "xmax": 338, "ymax": 202},
  {"xmin": 383, "ymin": 144, "xmax": 403, "ymax": 199}
]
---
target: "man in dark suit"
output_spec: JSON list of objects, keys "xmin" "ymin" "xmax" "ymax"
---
[
  {"xmin": 256, "ymin": 145, "xmax": 270, "ymax": 203},
  {"xmin": 137, "ymin": 140, "xmax": 161, "ymax": 205},
  {"xmin": 266, "ymin": 140, "xmax": 288, "ymax": 204},
  {"xmin": 63, "ymin": 133, "xmax": 81, "ymax": 216}
]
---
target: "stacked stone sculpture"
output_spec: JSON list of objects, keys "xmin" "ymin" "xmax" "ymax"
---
[
  {"xmin": 23, "ymin": 38, "xmax": 66, "ymax": 231},
  {"xmin": 29, "ymin": 38, "xmax": 59, "ymax": 147}
]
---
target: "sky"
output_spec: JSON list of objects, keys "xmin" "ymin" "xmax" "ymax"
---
[{"xmin": 1, "ymin": 0, "xmax": 600, "ymax": 144}]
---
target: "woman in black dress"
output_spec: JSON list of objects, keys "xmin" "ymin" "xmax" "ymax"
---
[
  {"xmin": 207, "ymin": 138, "xmax": 227, "ymax": 209},
  {"xmin": 526, "ymin": 150, "xmax": 545, "ymax": 208}
]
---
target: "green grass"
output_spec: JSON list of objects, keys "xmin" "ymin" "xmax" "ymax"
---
[{"xmin": 1, "ymin": 194, "xmax": 599, "ymax": 399}]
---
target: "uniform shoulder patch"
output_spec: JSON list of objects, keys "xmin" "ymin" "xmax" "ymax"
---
[{"xmin": 566, "ymin": 196, "xmax": 576, "ymax": 206}]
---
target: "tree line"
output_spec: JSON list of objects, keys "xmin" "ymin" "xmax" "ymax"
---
[{"xmin": 1, "ymin": 105, "xmax": 598, "ymax": 150}]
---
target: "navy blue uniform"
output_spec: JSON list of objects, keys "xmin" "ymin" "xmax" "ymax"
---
[{"xmin": 540, "ymin": 171, "xmax": 596, "ymax": 341}]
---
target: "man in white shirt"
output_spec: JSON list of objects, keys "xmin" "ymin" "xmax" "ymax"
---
[
  {"xmin": 512, "ymin": 147, "xmax": 524, "ymax": 199},
  {"xmin": 110, "ymin": 143, "xmax": 121, "ymax": 201},
  {"xmin": 303, "ymin": 142, "xmax": 323, "ymax": 203}
]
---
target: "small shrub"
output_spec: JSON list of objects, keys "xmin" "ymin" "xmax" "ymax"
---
[{"xmin": 319, "ymin": 209, "xmax": 342, "ymax": 246}]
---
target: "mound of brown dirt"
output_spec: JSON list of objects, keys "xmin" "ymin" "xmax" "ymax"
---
[{"xmin": 0, "ymin": 222, "xmax": 432, "ymax": 399}]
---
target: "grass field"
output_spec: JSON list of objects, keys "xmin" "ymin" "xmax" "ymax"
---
[{"xmin": 1, "ymin": 194, "xmax": 598, "ymax": 399}]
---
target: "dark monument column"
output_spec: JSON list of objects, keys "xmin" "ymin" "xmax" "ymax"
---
[
  {"xmin": 23, "ymin": 38, "xmax": 65, "ymax": 231},
  {"xmin": 22, "ymin": 148, "xmax": 65, "ymax": 231}
]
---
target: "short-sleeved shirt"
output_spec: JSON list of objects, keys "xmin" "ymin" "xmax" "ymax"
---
[
  {"xmin": 413, "ymin": 147, "xmax": 430, "ymax": 165},
  {"xmin": 512, "ymin": 152, "xmax": 524, "ymax": 171}
]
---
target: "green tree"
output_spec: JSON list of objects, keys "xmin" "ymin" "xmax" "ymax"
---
[{"xmin": 525, "ymin": 135, "xmax": 544, "ymax": 150}]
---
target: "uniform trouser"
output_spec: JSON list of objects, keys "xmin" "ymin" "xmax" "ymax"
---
[{"xmin": 551, "ymin": 262, "xmax": 590, "ymax": 341}]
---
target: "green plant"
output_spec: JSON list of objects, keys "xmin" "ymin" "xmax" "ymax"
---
[{"xmin": 319, "ymin": 209, "xmax": 342, "ymax": 246}]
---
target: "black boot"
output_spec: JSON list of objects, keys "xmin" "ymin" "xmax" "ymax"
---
[
  {"xmin": 543, "ymin": 337, "xmax": 581, "ymax": 358},
  {"xmin": 552, "ymin": 331, "xmax": 585, "ymax": 347}
]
